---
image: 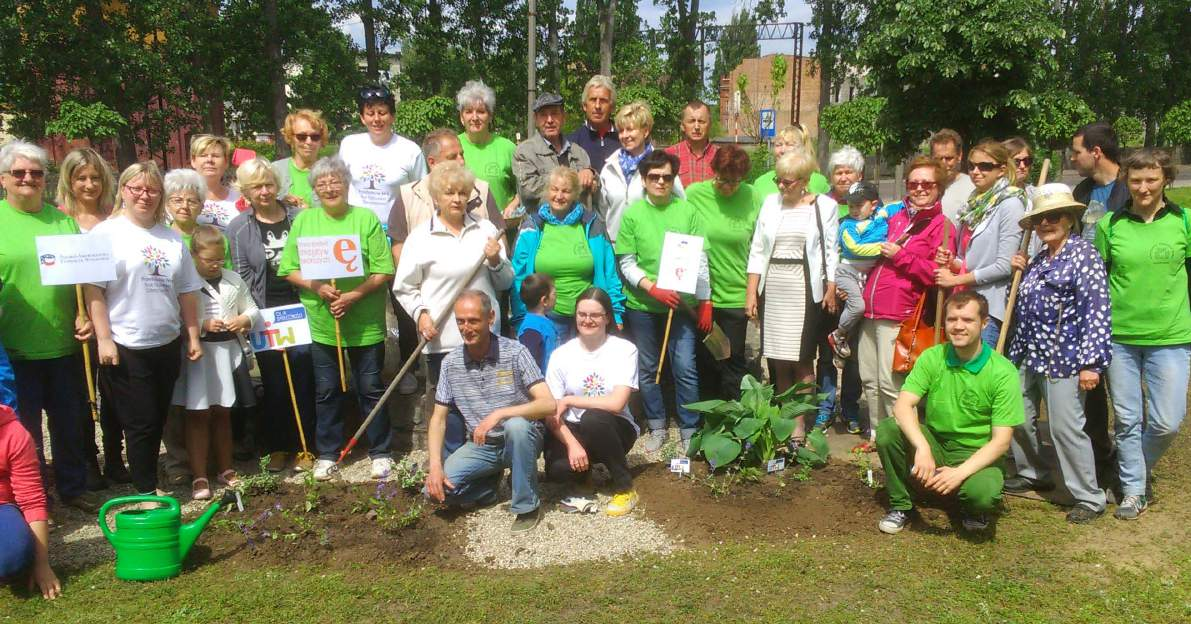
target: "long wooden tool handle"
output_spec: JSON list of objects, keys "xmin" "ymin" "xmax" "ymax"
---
[
  {"xmin": 655, "ymin": 308, "xmax": 675, "ymax": 385},
  {"xmin": 76, "ymin": 285, "xmax": 99, "ymax": 422},
  {"xmin": 331, "ymin": 278, "xmax": 347, "ymax": 392},
  {"xmin": 282, "ymin": 348, "xmax": 311, "ymax": 456},
  {"xmin": 996, "ymin": 158, "xmax": 1051, "ymax": 354},
  {"xmin": 338, "ymin": 256, "xmax": 490, "ymax": 463}
]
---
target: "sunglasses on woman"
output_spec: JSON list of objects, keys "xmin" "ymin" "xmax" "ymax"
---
[
  {"xmin": 1032, "ymin": 213, "xmax": 1063, "ymax": 226},
  {"xmin": 968, "ymin": 161, "xmax": 1001, "ymax": 173},
  {"xmin": 645, "ymin": 173, "xmax": 676, "ymax": 184},
  {"xmin": 906, "ymin": 180, "xmax": 937, "ymax": 190},
  {"xmin": 1014, "ymin": 156, "xmax": 1034, "ymax": 168}
]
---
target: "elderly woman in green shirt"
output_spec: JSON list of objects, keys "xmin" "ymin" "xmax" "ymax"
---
[
  {"xmin": 683, "ymin": 145, "xmax": 760, "ymax": 400},
  {"xmin": 277, "ymin": 156, "xmax": 395, "ymax": 483}
]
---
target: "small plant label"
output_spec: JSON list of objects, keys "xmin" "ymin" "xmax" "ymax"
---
[
  {"xmin": 234, "ymin": 490, "xmax": 244, "ymax": 512},
  {"xmin": 766, "ymin": 458, "xmax": 786, "ymax": 473},
  {"xmin": 669, "ymin": 458, "xmax": 691, "ymax": 475}
]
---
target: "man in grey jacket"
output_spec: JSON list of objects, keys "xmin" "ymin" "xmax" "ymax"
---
[{"xmin": 512, "ymin": 93, "xmax": 598, "ymax": 213}]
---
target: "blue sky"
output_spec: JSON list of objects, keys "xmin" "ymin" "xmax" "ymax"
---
[{"xmin": 338, "ymin": 1, "xmax": 814, "ymax": 57}]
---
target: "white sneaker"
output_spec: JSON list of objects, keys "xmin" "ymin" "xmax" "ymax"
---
[
  {"xmin": 313, "ymin": 459, "xmax": 338, "ymax": 481},
  {"xmin": 396, "ymin": 372, "xmax": 418, "ymax": 395},
  {"xmin": 371, "ymin": 457, "xmax": 396, "ymax": 480}
]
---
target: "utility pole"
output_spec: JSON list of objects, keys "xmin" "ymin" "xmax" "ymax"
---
[{"xmin": 527, "ymin": 0, "xmax": 537, "ymax": 137}]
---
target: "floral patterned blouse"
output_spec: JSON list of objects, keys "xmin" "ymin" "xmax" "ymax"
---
[{"xmin": 1008, "ymin": 235, "xmax": 1112, "ymax": 377}]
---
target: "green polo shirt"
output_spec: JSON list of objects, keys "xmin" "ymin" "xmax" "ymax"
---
[
  {"xmin": 901, "ymin": 343, "xmax": 1024, "ymax": 450},
  {"xmin": 1093, "ymin": 202, "xmax": 1191, "ymax": 346},
  {"xmin": 460, "ymin": 133, "xmax": 518, "ymax": 210},
  {"xmin": 685, "ymin": 180, "xmax": 761, "ymax": 308},
  {"xmin": 277, "ymin": 206, "xmax": 395, "ymax": 347},
  {"xmin": 0, "ymin": 200, "xmax": 82, "ymax": 360},
  {"xmin": 614, "ymin": 197, "xmax": 703, "ymax": 314},
  {"xmin": 752, "ymin": 170, "xmax": 831, "ymax": 202}
]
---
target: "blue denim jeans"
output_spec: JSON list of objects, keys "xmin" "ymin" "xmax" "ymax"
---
[
  {"xmin": 435, "ymin": 416, "xmax": 543, "ymax": 514},
  {"xmin": 12, "ymin": 354, "xmax": 89, "ymax": 499},
  {"xmin": 311, "ymin": 342, "xmax": 389, "ymax": 460},
  {"xmin": 625, "ymin": 309, "xmax": 701, "ymax": 436},
  {"xmin": 0, "ymin": 504, "xmax": 33, "ymax": 578},
  {"xmin": 980, "ymin": 317, "xmax": 1002, "ymax": 349},
  {"xmin": 1107, "ymin": 342, "xmax": 1190, "ymax": 496}
]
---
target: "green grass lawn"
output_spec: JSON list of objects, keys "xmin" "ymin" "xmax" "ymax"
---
[
  {"xmin": 1167, "ymin": 186, "xmax": 1191, "ymax": 206},
  {"xmin": 7, "ymin": 430, "xmax": 1191, "ymax": 623}
]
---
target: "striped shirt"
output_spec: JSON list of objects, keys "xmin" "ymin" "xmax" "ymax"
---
[{"xmin": 435, "ymin": 334, "xmax": 545, "ymax": 432}]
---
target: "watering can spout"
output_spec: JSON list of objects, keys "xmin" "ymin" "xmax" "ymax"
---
[{"xmin": 179, "ymin": 491, "xmax": 234, "ymax": 560}]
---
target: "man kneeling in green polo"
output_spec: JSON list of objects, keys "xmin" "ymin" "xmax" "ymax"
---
[{"xmin": 876, "ymin": 291, "xmax": 1024, "ymax": 534}]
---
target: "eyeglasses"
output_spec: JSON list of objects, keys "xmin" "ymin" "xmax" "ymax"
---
[
  {"xmin": 167, "ymin": 197, "xmax": 201, "ymax": 208},
  {"xmin": 5, "ymin": 169, "xmax": 45, "ymax": 180},
  {"xmin": 314, "ymin": 179, "xmax": 344, "ymax": 191},
  {"xmin": 294, "ymin": 133, "xmax": 323, "ymax": 143},
  {"xmin": 776, "ymin": 178, "xmax": 803, "ymax": 188},
  {"xmin": 645, "ymin": 173, "xmax": 676, "ymax": 184},
  {"xmin": 124, "ymin": 185, "xmax": 161, "ymax": 197},
  {"xmin": 195, "ymin": 255, "xmax": 225, "ymax": 265},
  {"xmin": 1014, "ymin": 156, "xmax": 1034, "ymax": 168},
  {"xmin": 968, "ymin": 161, "xmax": 1000, "ymax": 173},
  {"xmin": 906, "ymin": 180, "xmax": 938, "ymax": 190},
  {"xmin": 576, "ymin": 311, "xmax": 606, "ymax": 321},
  {"xmin": 358, "ymin": 86, "xmax": 392, "ymax": 101},
  {"xmin": 715, "ymin": 177, "xmax": 743, "ymax": 187}
]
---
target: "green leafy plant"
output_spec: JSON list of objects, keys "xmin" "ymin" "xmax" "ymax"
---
[
  {"xmin": 392, "ymin": 460, "xmax": 427, "ymax": 493},
  {"xmin": 851, "ymin": 448, "xmax": 879, "ymax": 489},
  {"xmin": 44, "ymin": 100, "xmax": 127, "ymax": 142},
  {"xmin": 795, "ymin": 429, "xmax": 831, "ymax": 469},
  {"xmin": 356, "ymin": 481, "xmax": 425, "ymax": 531},
  {"xmin": 301, "ymin": 470, "xmax": 323, "ymax": 513},
  {"xmin": 392, "ymin": 96, "xmax": 455, "ymax": 143},
  {"xmin": 237, "ymin": 458, "xmax": 281, "ymax": 496},
  {"xmin": 684, "ymin": 375, "xmax": 824, "ymax": 471}
]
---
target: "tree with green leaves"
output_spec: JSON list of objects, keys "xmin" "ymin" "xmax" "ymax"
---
[
  {"xmin": 855, "ymin": 0, "xmax": 1065, "ymax": 156},
  {"xmin": 819, "ymin": 96, "xmax": 889, "ymax": 156}
]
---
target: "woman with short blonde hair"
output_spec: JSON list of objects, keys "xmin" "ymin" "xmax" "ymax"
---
[
  {"xmin": 274, "ymin": 109, "xmax": 328, "ymax": 210},
  {"xmin": 754, "ymin": 124, "xmax": 830, "ymax": 201},
  {"xmin": 599, "ymin": 100, "xmax": 682, "ymax": 241},
  {"xmin": 189, "ymin": 134, "xmax": 240, "ymax": 230}
]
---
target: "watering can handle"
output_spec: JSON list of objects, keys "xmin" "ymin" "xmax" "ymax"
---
[{"xmin": 98, "ymin": 496, "xmax": 180, "ymax": 542}]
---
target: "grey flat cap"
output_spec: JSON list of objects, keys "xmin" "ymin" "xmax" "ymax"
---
[{"xmin": 532, "ymin": 92, "xmax": 565, "ymax": 112}]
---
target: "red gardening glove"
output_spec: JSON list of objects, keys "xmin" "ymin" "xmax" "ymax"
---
[
  {"xmin": 647, "ymin": 285, "xmax": 681, "ymax": 309},
  {"xmin": 697, "ymin": 301, "xmax": 714, "ymax": 333}
]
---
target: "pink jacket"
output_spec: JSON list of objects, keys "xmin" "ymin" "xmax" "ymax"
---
[
  {"xmin": 0, "ymin": 405, "xmax": 48, "ymax": 523},
  {"xmin": 862, "ymin": 200, "xmax": 956, "ymax": 322}
]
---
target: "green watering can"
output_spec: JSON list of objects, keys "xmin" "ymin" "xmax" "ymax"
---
[{"xmin": 98, "ymin": 491, "xmax": 234, "ymax": 581}]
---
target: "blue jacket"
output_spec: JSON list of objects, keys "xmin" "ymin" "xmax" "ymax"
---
[
  {"xmin": 511, "ymin": 204, "xmax": 627, "ymax": 326},
  {"xmin": 517, "ymin": 313, "xmax": 559, "ymax": 371},
  {"xmin": 0, "ymin": 339, "xmax": 16, "ymax": 410},
  {"xmin": 838, "ymin": 203, "xmax": 902, "ymax": 262}
]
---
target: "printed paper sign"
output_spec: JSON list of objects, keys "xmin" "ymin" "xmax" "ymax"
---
[
  {"xmin": 655, "ymin": 232, "xmax": 704, "ymax": 294},
  {"xmin": 669, "ymin": 458, "xmax": 691, "ymax": 475},
  {"xmin": 249, "ymin": 304, "xmax": 313, "ymax": 353},
  {"xmin": 35, "ymin": 234, "xmax": 116, "ymax": 285},
  {"xmin": 296, "ymin": 235, "xmax": 363, "ymax": 280},
  {"xmin": 766, "ymin": 458, "xmax": 786, "ymax": 473}
]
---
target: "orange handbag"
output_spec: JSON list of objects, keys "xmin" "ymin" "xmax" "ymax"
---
[{"xmin": 892, "ymin": 293, "xmax": 936, "ymax": 374}]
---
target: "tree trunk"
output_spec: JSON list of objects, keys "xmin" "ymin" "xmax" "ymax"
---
[
  {"xmin": 598, "ymin": 0, "xmax": 616, "ymax": 76},
  {"xmin": 1144, "ymin": 113, "xmax": 1157, "ymax": 147},
  {"xmin": 548, "ymin": 4, "xmax": 561, "ymax": 87},
  {"xmin": 427, "ymin": 0, "xmax": 443, "ymax": 93},
  {"xmin": 361, "ymin": 0, "xmax": 379, "ymax": 83},
  {"xmin": 264, "ymin": 0, "xmax": 290, "ymax": 158},
  {"xmin": 816, "ymin": 0, "xmax": 834, "ymax": 166}
]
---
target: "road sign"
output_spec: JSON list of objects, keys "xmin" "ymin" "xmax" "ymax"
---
[{"xmin": 760, "ymin": 108, "xmax": 776, "ymax": 139}]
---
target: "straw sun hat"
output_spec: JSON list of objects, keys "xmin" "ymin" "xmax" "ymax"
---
[{"xmin": 1018, "ymin": 183, "xmax": 1087, "ymax": 229}]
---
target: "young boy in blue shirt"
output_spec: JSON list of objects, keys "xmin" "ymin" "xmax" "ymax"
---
[
  {"xmin": 517, "ymin": 273, "xmax": 560, "ymax": 371},
  {"xmin": 829, "ymin": 181, "xmax": 901, "ymax": 362}
]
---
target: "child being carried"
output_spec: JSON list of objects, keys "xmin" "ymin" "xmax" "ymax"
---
[{"xmin": 828, "ymin": 181, "xmax": 901, "ymax": 363}]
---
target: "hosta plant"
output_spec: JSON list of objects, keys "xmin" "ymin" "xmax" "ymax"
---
[{"xmin": 684, "ymin": 375, "xmax": 827, "ymax": 470}]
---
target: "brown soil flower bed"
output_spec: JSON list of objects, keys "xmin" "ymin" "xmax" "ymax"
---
[
  {"xmin": 190, "ymin": 483, "xmax": 470, "ymax": 571},
  {"xmin": 633, "ymin": 460, "xmax": 888, "ymax": 543}
]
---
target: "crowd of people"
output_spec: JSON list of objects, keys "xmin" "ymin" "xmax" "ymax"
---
[{"xmin": 0, "ymin": 74, "xmax": 1188, "ymax": 598}]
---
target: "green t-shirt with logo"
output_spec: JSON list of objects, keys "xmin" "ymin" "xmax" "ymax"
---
[
  {"xmin": 1093, "ymin": 204, "xmax": 1191, "ymax": 346},
  {"xmin": 277, "ymin": 206, "xmax": 395, "ymax": 347},
  {"xmin": 901, "ymin": 343, "xmax": 1024, "ymax": 450},
  {"xmin": 0, "ymin": 200, "xmax": 82, "ymax": 360},
  {"xmin": 685, "ymin": 180, "xmax": 761, "ymax": 308},
  {"xmin": 289, "ymin": 160, "xmax": 315, "ymax": 211},
  {"xmin": 460, "ymin": 133, "xmax": 518, "ymax": 210},
  {"xmin": 534, "ymin": 223, "xmax": 594, "ymax": 317},
  {"xmin": 752, "ymin": 170, "xmax": 831, "ymax": 203},
  {"xmin": 614, "ymin": 197, "xmax": 703, "ymax": 314}
]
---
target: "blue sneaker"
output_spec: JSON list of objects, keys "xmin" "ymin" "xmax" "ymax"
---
[{"xmin": 814, "ymin": 412, "xmax": 835, "ymax": 431}]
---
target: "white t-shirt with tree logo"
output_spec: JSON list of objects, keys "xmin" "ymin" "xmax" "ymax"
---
[
  {"xmin": 338, "ymin": 132, "xmax": 428, "ymax": 225},
  {"xmin": 545, "ymin": 335, "xmax": 639, "ymax": 433},
  {"xmin": 88, "ymin": 216, "xmax": 204, "ymax": 349}
]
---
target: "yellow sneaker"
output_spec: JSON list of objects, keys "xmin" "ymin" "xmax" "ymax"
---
[{"xmin": 606, "ymin": 490, "xmax": 639, "ymax": 517}]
